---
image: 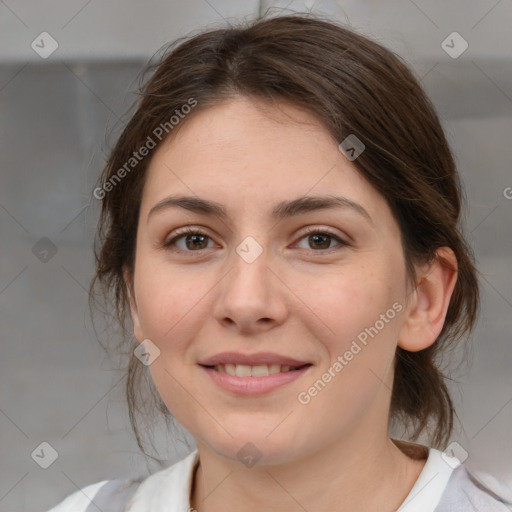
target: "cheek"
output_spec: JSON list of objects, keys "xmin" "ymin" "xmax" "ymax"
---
[
  {"xmin": 133, "ymin": 264, "xmax": 203, "ymax": 418},
  {"xmin": 133, "ymin": 257, "xmax": 204, "ymax": 342},
  {"xmin": 295, "ymin": 273, "xmax": 402, "ymax": 431},
  {"xmin": 302, "ymin": 263, "xmax": 400, "ymax": 350},
  {"xmin": 296, "ymin": 262, "xmax": 403, "ymax": 408}
]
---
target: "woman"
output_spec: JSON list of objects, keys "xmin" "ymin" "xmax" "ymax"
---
[{"xmin": 48, "ymin": 13, "xmax": 510, "ymax": 512}]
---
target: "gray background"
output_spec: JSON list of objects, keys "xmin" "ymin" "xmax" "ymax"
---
[{"xmin": 1, "ymin": 0, "xmax": 511, "ymax": 510}]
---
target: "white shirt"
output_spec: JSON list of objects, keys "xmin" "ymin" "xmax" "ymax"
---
[{"xmin": 47, "ymin": 446, "xmax": 511, "ymax": 511}]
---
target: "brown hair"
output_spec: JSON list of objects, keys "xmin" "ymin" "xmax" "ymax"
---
[{"xmin": 90, "ymin": 13, "xmax": 479, "ymax": 457}]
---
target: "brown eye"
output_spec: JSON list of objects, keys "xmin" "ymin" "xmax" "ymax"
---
[
  {"xmin": 296, "ymin": 228, "xmax": 348, "ymax": 252},
  {"xmin": 183, "ymin": 233, "xmax": 209, "ymax": 250},
  {"xmin": 308, "ymin": 233, "xmax": 332, "ymax": 250},
  {"xmin": 164, "ymin": 228, "xmax": 214, "ymax": 252},
  {"xmin": 163, "ymin": 227, "xmax": 348, "ymax": 255}
]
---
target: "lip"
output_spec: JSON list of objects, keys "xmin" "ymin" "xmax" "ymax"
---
[
  {"xmin": 201, "ymin": 364, "xmax": 312, "ymax": 396},
  {"xmin": 198, "ymin": 352, "xmax": 310, "ymax": 367}
]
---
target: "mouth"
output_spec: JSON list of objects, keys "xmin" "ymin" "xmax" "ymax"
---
[
  {"xmin": 198, "ymin": 354, "xmax": 313, "ymax": 395},
  {"xmin": 202, "ymin": 363, "xmax": 311, "ymax": 377}
]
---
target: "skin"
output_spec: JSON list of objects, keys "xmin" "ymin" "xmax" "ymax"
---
[{"xmin": 125, "ymin": 96, "xmax": 458, "ymax": 511}]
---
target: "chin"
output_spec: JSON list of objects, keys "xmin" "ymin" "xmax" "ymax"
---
[{"xmin": 196, "ymin": 420, "xmax": 309, "ymax": 467}]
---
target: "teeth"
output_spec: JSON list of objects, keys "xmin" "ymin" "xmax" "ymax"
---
[
  {"xmin": 235, "ymin": 364, "xmax": 252, "ymax": 377},
  {"xmin": 269, "ymin": 364, "xmax": 281, "ymax": 374},
  {"xmin": 213, "ymin": 363, "xmax": 301, "ymax": 376},
  {"xmin": 225, "ymin": 363, "xmax": 236, "ymax": 376},
  {"xmin": 251, "ymin": 365, "xmax": 269, "ymax": 377}
]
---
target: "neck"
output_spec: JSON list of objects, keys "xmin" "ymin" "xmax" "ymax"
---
[{"xmin": 190, "ymin": 429, "xmax": 427, "ymax": 512}]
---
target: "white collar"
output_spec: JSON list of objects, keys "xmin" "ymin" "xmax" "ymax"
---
[
  {"xmin": 125, "ymin": 449, "xmax": 199, "ymax": 511},
  {"xmin": 125, "ymin": 446, "xmax": 459, "ymax": 511},
  {"xmin": 397, "ymin": 447, "xmax": 460, "ymax": 512}
]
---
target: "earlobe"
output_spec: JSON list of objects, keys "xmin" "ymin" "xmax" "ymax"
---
[
  {"xmin": 123, "ymin": 268, "xmax": 144, "ymax": 343},
  {"xmin": 397, "ymin": 247, "xmax": 458, "ymax": 352}
]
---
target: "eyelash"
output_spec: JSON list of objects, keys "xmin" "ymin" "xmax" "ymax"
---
[{"xmin": 162, "ymin": 226, "xmax": 349, "ymax": 255}]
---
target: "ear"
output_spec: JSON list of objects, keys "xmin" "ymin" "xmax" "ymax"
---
[
  {"xmin": 123, "ymin": 268, "xmax": 144, "ymax": 343},
  {"xmin": 397, "ymin": 247, "xmax": 458, "ymax": 352}
]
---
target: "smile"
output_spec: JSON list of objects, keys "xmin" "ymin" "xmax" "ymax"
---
[
  {"xmin": 200, "ymin": 363, "xmax": 312, "ymax": 395},
  {"xmin": 209, "ymin": 363, "xmax": 307, "ymax": 377}
]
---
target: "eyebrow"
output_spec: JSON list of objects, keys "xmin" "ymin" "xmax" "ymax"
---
[{"xmin": 147, "ymin": 194, "xmax": 373, "ymax": 225}]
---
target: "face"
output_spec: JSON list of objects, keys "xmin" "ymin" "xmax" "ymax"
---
[{"xmin": 127, "ymin": 96, "xmax": 412, "ymax": 465}]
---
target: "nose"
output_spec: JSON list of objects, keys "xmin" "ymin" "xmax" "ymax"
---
[{"xmin": 212, "ymin": 243, "xmax": 288, "ymax": 335}]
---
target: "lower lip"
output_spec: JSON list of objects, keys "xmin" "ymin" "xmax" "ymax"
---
[{"xmin": 201, "ymin": 365, "xmax": 311, "ymax": 396}]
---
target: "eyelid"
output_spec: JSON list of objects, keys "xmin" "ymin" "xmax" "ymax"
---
[{"xmin": 297, "ymin": 225, "xmax": 347, "ymax": 240}]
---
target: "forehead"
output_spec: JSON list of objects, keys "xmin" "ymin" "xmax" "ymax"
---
[{"xmin": 140, "ymin": 96, "xmax": 388, "ymax": 222}]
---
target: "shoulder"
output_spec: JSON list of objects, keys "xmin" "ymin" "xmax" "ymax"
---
[
  {"xmin": 46, "ymin": 450, "xmax": 198, "ymax": 512},
  {"xmin": 46, "ymin": 478, "xmax": 141, "ymax": 512},
  {"xmin": 435, "ymin": 463, "xmax": 512, "ymax": 512}
]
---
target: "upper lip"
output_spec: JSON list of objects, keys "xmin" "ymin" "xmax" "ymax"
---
[{"xmin": 198, "ymin": 352, "xmax": 311, "ymax": 367}]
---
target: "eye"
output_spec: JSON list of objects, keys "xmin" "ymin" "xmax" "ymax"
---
[
  {"xmin": 163, "ymin": 227, "xmax": 215, "ymax": 252},
  {"xmin": 295, "ymin": 227, "xmax": 349, "ymax": 252},
  {"xmin": 162, "ymin": 226, "xmax": 349, "ymax": 254}
]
